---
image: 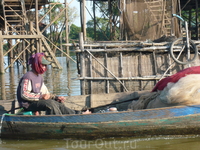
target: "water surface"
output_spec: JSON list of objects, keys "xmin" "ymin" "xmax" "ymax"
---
[
  {"xmin": 0, "ymin": 56, "xmax": 80, "ymax": 100},
  {"xmin": 1, "ymin": 135, "xmax": 200, "ymax": 150}
]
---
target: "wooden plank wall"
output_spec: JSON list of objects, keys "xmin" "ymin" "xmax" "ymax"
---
[{"xmin": 76, "ymin": 41, "xmax": 200, "ymax": 95}]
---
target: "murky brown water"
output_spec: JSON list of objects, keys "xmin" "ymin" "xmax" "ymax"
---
[
  {"xmin": 1, "ymin": 135, "xmax": 200, "ymax": 150},
  {"xmin": 0, "ymin": 56, "xmax": 80, "ymax": 100},
  {"xmin": 1, "ymin": 57, "xmax": 200, "ymax": 149}
]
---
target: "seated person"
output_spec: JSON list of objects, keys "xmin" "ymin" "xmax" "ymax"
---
[{"xmin": 17, "ymin": 52, "xmax": 91, "ymax": 115}]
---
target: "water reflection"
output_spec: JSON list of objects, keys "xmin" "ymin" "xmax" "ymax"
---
[
  {"xmin": 0, "ymin": 74, "xmax": 5, "ymax": 100},
  {"xmin": 0, "ymin": 57, "xmax": 80, "ymax": 100},
  {"xmin": 0, "ymin": 135, "xmax": 200, "ymax": 150}
]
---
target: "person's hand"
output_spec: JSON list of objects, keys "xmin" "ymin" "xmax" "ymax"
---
[
  {"xmin": 40, "ymin": 94, "xmax": 51, "ymax": 100},
  {"xmin": 22, "ymin": 102, "xmax": 30, "ymax": 109},
  {"xmin": 55, "ymin": 96, "xmax": 66, "ymax": 103}
]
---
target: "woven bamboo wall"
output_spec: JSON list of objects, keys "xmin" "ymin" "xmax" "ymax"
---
[{"xmin": 76, "ymin": 41, "xmax": 200, "ymax": 95}]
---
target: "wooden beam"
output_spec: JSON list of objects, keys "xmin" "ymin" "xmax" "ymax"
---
[{"xmin": 1, "ymin": 35, "xmax": 42, "ymax": 39}]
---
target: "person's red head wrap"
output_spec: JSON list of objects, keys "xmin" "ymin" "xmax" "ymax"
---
[{"xmin": 28, "ymin": 53, "xmax": 50, "ymax": 74}]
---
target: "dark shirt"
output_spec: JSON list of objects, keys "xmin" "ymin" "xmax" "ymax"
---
[{"xmin": 17, "ymin": 71, "xmax": 43, "ymax": 107}]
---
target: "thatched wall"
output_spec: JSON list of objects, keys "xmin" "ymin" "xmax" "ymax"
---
[{"xmin": 76, "ymin": 41, "xmax": 200, "ymax": 95}]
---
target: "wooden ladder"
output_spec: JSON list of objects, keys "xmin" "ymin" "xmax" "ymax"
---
[
  {"xmin": 1, "ymin": 0, "xmax": 62, "ymax": 69},
  {"xmin": 30, "ymin": 28, "xmax": 62, "ymax": 69},
  {"xmin": 41, "ymin": 34, "xmax": 62, "ymax": 69},
  {"xmin": 1, "ymin": 0, "xmax": 27, "ymax": 34},
  {"xmin": 144, "ymin": 0, "xmax": 171, "ymax": 36}
]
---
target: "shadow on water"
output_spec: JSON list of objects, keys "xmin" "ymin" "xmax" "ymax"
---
[{"xmin": 0, "ymin": 57, "xmax": 80, "ymax": 100}]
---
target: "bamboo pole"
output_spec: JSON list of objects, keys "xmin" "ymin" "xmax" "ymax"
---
[
  {"xmin": 0, "ymin": 31, "xmax": 4, "ymax": 74},
  {"xmin": 64, "ymin": 42, "xmax": 169, "ymax": 47},
  {"xmin": 22, "ymin": 40, "xmax": 26, "ymax": 73},
  {"xmin": 4, "ymin": 42, "xmax": 31, "ymax": 71},
  {"xmin": 119, "ymin": 52, "xmax": 124, "ymax": 92},
  {"xmin": 65, "ymin": 0, "xmax": 70, "ymax": 67},
  {"xmin": 0, "ymin": 34, "xmax": 5, "ymax": 99},
  {"xmin": 3, "ymin": 41, "xmax": 20, "ymax": 56},
  {"xmin": 93, "ymin": 0, "xmax": 96, "ymax": 40},
  {"xmin": 108, "ymin": 0, "xmax": 112, "ymax": 40},
  {"xmin": 79, "ymin": 33, "xmax": 86, "ymax": 95},
  {"xmin": 83, "ymin": 0, "xmax": 86, "ymax": 42},
  {"xmin": 75, "ymin": 75, "xmax": 169, "ymax": 80},
  {"xmin": 9, "ymin": 67, "xmax": 15, "ymax": 99},
  {"xmin": 1, "ymin": 35, "xmax": 42, "ymax": 39},
  {"xmin": 0, "ymin": 74, "xmax": 6, "ymax": 100},
  {"xmin": 138, "ymin": 52, "xmax": 142, "ymax": 90},
  {"xmin": 35, "ymin": 0, "xmax": 39, "ymax": 52},
  {"xmin": 152, "ymin": 51, "xmax": 157, "ymax": 74},
  {"xmin": 75, "ymin": 46, "xmax": 170, "ymax": 53},
  {"xmin": 105, "ymin": 52, "xmax": 109, "ymax": 93},
  {"xmin": 30, "ymin": 22, "xmax": 35, "ymax": 54},
  {"xmin": 89, "ymin": 49, "xmax": 93, "ymax": 94}
]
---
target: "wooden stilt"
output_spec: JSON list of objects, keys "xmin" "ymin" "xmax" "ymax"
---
[
  {"xmin": 105, "ymin": 52, "xmax": 109, "ymax": 93},
  {"xmin": 119, "ymin": 52, "xmax": 124, "ymax": 92},
  {"xmin": 89, "ymin": 50, "xmax": 93, "ymax": 94},
  {"xmin": 79, "ymin": 32, "xmax": 86, "ymax": 95},
  {"xmin": 0, "ymin": 31, "xmax": 4, "ymax": 74}
]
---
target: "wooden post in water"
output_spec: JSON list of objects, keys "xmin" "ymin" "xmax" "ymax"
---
[
  {"xmin": 0, "ymin": 31, "xmax": 4, "ymax": 74},
  {"xmin": 0, "ymin": 31, "xmax": 6, "ymax": 99},
  {"xmin": 65, "ymin": 0, "xmax": 69, "ymax": 65},
  {"xmin": 30, "ymin": 21, "xmax": 35, "ymax": 55},
  {"xmin": 0, "ymin": 74, "xmax": 6, "ymax": 100},
  {"xmin": 35, "ymin": 0, "xmax": 39, "ymax": 52},
  {"xmin": 105, "ymin": 52, "xmax": 109, "ymax": 93},
  {"xmin": 79, "ymin": 32, "xmax": 85, "ymax": 95},
  {"xmin": 93, "ymin": 1, "xmax": 96, "ymax": 41},
  {"xmin": 65, "ymin": 0, "xmax": 71, "ymax": 95},
  {"xmin": 89, "ymin": 50, "xmax": 92, "ymax": 94},
  {"xmin": 10, "ymin": 67, "xmax": 15, "ymax": 99},
  {"xmin": 22, "ymin": 41, "xmax": 26, "ymax": 73},
  {"xmin": 80, "ymin": 0, "xmax": 86, "ymax": 42}
]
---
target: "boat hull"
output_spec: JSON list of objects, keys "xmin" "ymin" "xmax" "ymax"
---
[{"xmin": 1, "ymin": 105, "xmax": 200, "ymax": 139}]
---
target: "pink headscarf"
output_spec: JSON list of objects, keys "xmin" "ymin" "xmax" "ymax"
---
[{"xmin": 28, "ymin": 53, "xmax": 47, "ymax": 74}]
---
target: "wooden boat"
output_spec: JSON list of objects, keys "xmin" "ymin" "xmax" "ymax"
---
[{"xmin": 1, "ymin": 91, "xmax": 200, "ymax": 139}]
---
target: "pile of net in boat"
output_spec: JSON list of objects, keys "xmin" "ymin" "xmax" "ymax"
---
[{"xmin": 128, "ymin": 74, "xmax": 200, "ymax": 110}]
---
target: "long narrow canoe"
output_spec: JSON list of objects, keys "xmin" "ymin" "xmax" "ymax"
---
[{"xmin": 1, "ymin": 104, "xmax": 200, "ymax": 139}]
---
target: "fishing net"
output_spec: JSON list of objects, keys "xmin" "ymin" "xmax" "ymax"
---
[
  {"xmin": 128, "ymin": 74, "xmax": 200, "ymax": 110},
  {"xmin": 159, "ymin": 74, "xmax": 200, "ymax": 105},
  {"xmin": 120, "ymin": 0, "xmax": 180, "ymax": 41}
]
